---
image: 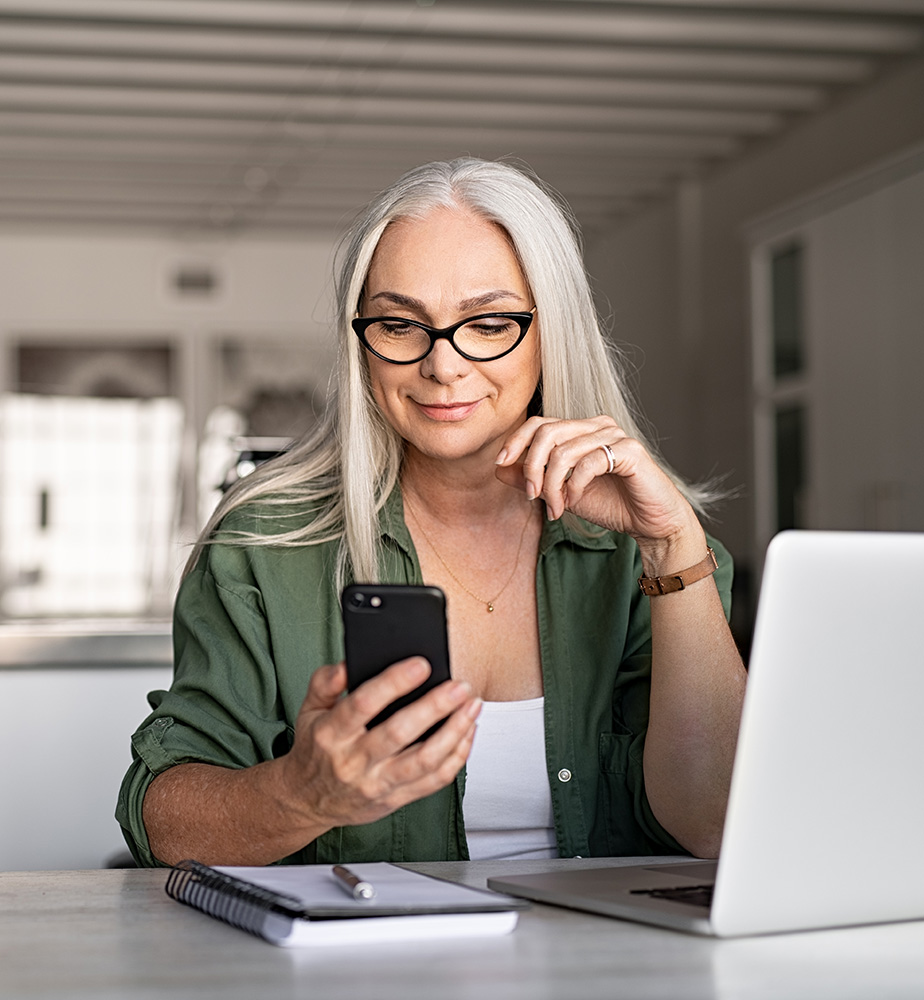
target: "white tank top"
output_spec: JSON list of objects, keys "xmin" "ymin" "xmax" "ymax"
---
[{"xmin": 462, "ymin": 697, "xmax": 559, "ymax": 861}]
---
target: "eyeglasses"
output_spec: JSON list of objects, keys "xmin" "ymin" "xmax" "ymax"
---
[{"xmin": 351, "ymin": 309, "xmax": 535, "ymax": 365}]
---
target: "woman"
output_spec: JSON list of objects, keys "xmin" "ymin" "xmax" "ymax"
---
[{"xmin": 117, "ymin": 158, "xmax": 746, "ymax": 868}]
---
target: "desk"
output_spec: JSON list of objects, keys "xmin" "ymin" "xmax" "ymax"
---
[{"xmin": 3, "ymin": 859, "xmax": 924, "ymax": 1000}]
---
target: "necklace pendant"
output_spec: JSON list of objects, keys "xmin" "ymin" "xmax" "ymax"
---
[{"xmin": 487, "ymin": 603, "xmax": 494, "ymax": 613}]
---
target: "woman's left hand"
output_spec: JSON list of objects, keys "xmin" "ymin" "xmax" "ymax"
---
[{"xmin": 494, "ymin": 415, "xmax": 701, "ymax": 552}]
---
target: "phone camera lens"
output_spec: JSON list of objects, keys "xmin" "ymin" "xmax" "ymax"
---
[{"xmin": 349, "ymin": 592, "xmax": 365, "ymax": 608}]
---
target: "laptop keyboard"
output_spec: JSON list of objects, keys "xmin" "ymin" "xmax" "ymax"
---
[{"xmin": 629, "ymin": 884, "xmax": 714, "ymax": 909}]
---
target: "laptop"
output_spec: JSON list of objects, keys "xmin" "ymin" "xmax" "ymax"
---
[{"xmin": 488, "ymin": 530, "xmax": 924, "ymax": 937}]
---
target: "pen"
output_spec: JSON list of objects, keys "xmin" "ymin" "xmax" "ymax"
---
[{"xmin": 332, "ymin": 864, "xmax": 377, "ymax": 901}]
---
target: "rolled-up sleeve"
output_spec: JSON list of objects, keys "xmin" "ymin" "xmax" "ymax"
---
[{"xmin": 116, "ymin": 543, "xmax": 291, "ymax": 867}]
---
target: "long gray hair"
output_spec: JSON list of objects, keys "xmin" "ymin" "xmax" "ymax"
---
[{"xmin": 189, "ymin": 157, "xmax": 711, "ymax": 582}]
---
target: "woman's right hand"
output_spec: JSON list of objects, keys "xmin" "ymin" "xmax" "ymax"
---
[{"xmin": 278, "ymin": 658, "xmax": 481, "ymax": 833}]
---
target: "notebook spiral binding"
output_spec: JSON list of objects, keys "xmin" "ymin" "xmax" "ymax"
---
[{"xmin": 165, "ymin": 859, "xmax": 303, "ymax": 940}]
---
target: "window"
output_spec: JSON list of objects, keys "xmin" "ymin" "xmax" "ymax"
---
[
  {"xmin": 0, "ymin": 341, "xmax": 182, "ymax": 618},
  {"xmin": 771, "ymin": 244, "xmax": 804, "ymax": 379},
  {"xmin": 0, "ymin": 333, "xmax": 329, "ymax": 620},
  {"xmin": 752, "ymin": 237, "xmax": 811, "ymax": 555}
]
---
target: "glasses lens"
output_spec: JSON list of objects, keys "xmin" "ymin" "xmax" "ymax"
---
[
  {"xmin": 363, "ymin": 320, "xmax": 431, "ymax": 362},
  {"xmin": 454, "ymin": 316, "xmax": 523, "ymax": 360}
]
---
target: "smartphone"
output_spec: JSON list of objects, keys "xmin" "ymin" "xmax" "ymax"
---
[{"xmin": 342, "ymin": 583, "xmax": 452, "ymax": 735}]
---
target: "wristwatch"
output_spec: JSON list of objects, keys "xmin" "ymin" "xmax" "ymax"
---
[{"xmin": 638, "ymin": 547, "xmax": 718, "ymax": 596}]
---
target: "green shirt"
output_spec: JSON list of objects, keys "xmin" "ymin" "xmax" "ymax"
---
[{"xmin": 117, "ymin": 489, "xmax": 733, "ymax": 867}]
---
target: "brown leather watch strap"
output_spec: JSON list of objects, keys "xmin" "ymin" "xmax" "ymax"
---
[{"xmin": 638, "ymin": 547, "xmax": 718, "ymax": 597}]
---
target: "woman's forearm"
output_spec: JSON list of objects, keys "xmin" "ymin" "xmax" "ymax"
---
[
  {"xmin": 142, "ymin": 760, "xmax": 330, "ymax": 867},
  {"xmin": 640, "ymin": 535, "xmax": 748, "ymax": 859}
]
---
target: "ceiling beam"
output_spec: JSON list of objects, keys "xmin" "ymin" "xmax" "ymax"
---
[
  {"xmin": 0, "ymin": 55, "xmax": 828, "ymax": 112},
  {"xmin": 547, "ymin": 0, "xmax": 924, "ymax": 13},
  {"xmin": 0, "ymin": 24, "xmax": 878, "ymax": 84},
  {"xmin": 0, "ymin": 172, "xmax": 666, "ymax": 202},
  {"xmin": 0, "ymin": 143, "xmax": 706, "ymax": 187},
  {"xmin": 0, "ymin": 84, "xmax": 785, "ymax": 135},
  {"xmin": 0, "ymin": 1, "xmax": 920, "ymax": 53},
  {"xmin": 0, "ymin": 108, "xmax": 747, "ymax": 155},
  {"xmin": 0, "ymin": 199, "xmax": 361, "ymax": 226}
]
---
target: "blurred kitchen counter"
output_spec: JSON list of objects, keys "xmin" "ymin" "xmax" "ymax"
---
[{"xmin": 0, "ymin": 618, "xmax": 171, "ymax": 669}]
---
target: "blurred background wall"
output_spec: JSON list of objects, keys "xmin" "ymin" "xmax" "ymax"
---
[
  {"xmin": 584, "ymin": 52, "xmax": 924, "ymax": 643},
  {"xmin": 0, "ymin": 0, "xmax": 922, "ymax": 869}
]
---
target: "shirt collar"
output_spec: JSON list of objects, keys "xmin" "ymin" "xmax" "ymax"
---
[
  {"xmin": 538, "ymin": 510, "xmax": 621, "ymax": 555},
  {"xmin": 380, "ymin": 483, "xmax": 621, "ymax": 557},
  {"xmin": 379, "ymin": 484, "xmax": 414, "ymax": 554}
]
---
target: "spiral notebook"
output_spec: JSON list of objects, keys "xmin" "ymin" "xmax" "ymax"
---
[{"xmin": 165, "ymin": 860, "xmax": 526, "ymax": 947}]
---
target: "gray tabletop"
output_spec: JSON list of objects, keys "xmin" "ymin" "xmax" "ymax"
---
[{"xmin": 3, "ymin": 858, "xmax": 924, "ymax": 1000}]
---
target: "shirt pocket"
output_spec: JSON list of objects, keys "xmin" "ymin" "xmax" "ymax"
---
[{"xmin": 598, "ymin": 727, "xmax": 648, "ymax": 856}]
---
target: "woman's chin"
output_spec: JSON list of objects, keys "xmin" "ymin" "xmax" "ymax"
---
[{"xmin": 403, "ymin": 427, "xmax": 504, "ymax": 465}]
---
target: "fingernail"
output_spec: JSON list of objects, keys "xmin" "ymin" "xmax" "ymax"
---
[
  {"xmin": 406, "ymin": 657, "xmax": 430, "ymax": 679},
  {"xmin": 465, "ymin": 697, "xmax": 483, "ymax": 719},
  {"xmin": 526, "ymin": 480, "xmax": 537, "ymax": 500},
  {"xmin": 495, "ymin": 448, "xmax": 508, "ymax": 465},
  {"xmin": 452, "ymin": 680, "xmax": 472, "ymax": 701}
]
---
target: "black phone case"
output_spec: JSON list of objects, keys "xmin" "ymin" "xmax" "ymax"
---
[{"xmin": 342, "ymin": 584, "xmax": 451, "ymax": 732}]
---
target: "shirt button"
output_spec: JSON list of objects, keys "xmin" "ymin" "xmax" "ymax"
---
[{"xmin": 557, "ymin": 768, "xmax": 572, "ymax": 782}]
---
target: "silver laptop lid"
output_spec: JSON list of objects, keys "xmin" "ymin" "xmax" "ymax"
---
[{"xmin": 712, "ymin": 531, "xmax": 924, "ymax": 936}]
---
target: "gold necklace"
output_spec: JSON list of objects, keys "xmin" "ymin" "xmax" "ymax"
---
[{"xmin": 404, "ymin": 493, "xmax": 534, "ymax": 613}]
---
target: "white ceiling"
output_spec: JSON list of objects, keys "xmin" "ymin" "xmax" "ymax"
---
[{"xmin": 2, "ymin": 0, "xmax": 923, "ymax": 235}]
